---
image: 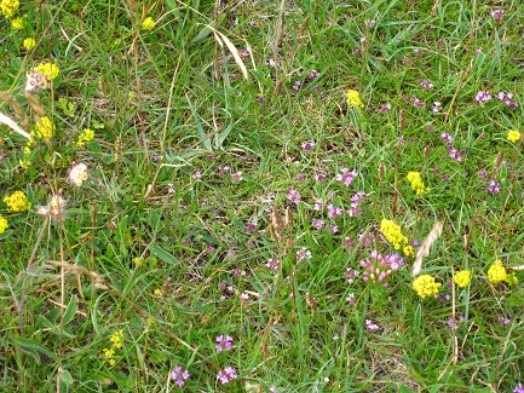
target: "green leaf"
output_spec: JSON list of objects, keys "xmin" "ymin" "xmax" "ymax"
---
[
  {"xmin": 59, "ymin": 369, "xmax": 74, "ymax": 385},
  {"xmin": 149, "ymin": 244, "xmax": 179, "ymax": 266},
  {"xmin": 10, "ymin": 335, "xmax": 56, "ymax": 363},
  {"xmin": 63, "ymin": 296, "xmax": 78, "ymax": 326}
]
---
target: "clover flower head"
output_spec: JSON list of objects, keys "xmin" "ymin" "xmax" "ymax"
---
[
  {"xmin": 346, "ymin": 89, "xmax": 364, "ymax": 109},
  {"xmin": 0, "ymin": 214, "xmax": 8, "ymax": 234},
  {"xmin": 412, "ymin": 274, "xmax": 441, "ymax": 299},
  {"xmin": 487, "ymin": 259, "xmax": 507, "ymax": 284},
  {"xmin": 453, "ymin": 270, "xmax": 471, "ymax": 288},
  {"xmin": 217, "ymin": 367, "xmax": 237, "ymax": 384},
  {"xmin": 406, "ymin": 171, "xmax": 425, "ymax": 195},
  {"xmin": 141, "ymin": 16, "xmax": 155, "ymax": 30},
  {"xmin": 4, "ymin": 191, "xmax": 30, "ymax": 212},
  {"xmin": 68, "ymin": 163, "xmax": 89, "ymax": 187},
  {"xmin": 0, "ymin": 0, "xmax": 19, "ymax": 18},
  {"xmin": 36, "ymin": 195, "xmax": 68, "ymax": 221},
  {"xmin": 507, "ymin": 130, "xmax": 521, "ymax": 143}
]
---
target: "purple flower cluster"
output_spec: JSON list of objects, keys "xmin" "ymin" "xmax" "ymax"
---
[
  {"xmin": 170, "ymin": 366, "xmax": 190, "ymax": 387},
  {"xmin": 265, "ymin": 258, "xmax": 280, "ymax": 271},
  {"xmin": 475, "ymin": 91, "xmax": 492, "ymax": 103},
  {"xmin": 287, "ymin": 188, "xmax": 302, "ymax": 205},
  {"xmin": 336, "ymin": 168, "xmax": 358, "ymax": 186},
  {"xmin": 348, "ymin": 192, "xmax": 365, "ymax": 217},
  {"xmin": 215, "ymin": 335, "xmax": 234, "ymax": 352},
  {"xmin": 497, "ymin": 92, "xmax": 518, "ymax": 109},
  {"xmin": 217, "ymin": 366, "xmax": 237, "ymax": 384},
  {"xmin": 360, "ymin": 250, "xmax": 404, "ymax": 288}
]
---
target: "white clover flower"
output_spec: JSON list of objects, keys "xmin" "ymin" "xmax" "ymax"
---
[
  {"xmin": 68, "ymin": 163, "xmax": 89, "ymax": 187},
  {"xmin": 37, "ymin": 195, "xmax": 68, "ymax": 221}
]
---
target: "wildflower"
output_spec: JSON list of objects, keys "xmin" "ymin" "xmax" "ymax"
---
[
  {"xmin": 432, "ymin": 102, "xmax": 442, "ymax": 112},
  {"xmin": 478, "ymin": 170, "xmax": 488, "ymax": 179},
  {"xmin": 447, "ymin": 146, "xmax": 463, "ymax": 162},
  {"xmin": 153, "ymin": 288, "xmax": 163, "ymax": 297},
  {"xmin": 360, "ymin": 250, "xmax": 404, "ymax": 288},
  {"xmin": 141, "ymin": 16, "xmax": 156, "ymax": 30},
  {"xmin": 215, "ymin": 335, "xmax": 234, "ymax": 352},
  {"xmin": 453, "ymin": 270, "xmax": 471, "ymax": 288},
  {"xmin": 364, "ymin": 19, "xmax": 375, "ymax": 28},
  {"xmin": 346, "ymin": 293, "xmax": 357, "ymax": 305},
  {"xmin": 307, "ymin": 70, "xmax": 319, "ymax": 80},
  {"xmin": 327, "ymin": 204, "xmax": 343, "ymax": 218},
  {"xmin": 446, "ymin": 317, "xmax": 458, "ymax": 331},
  {"xmin": 406, "ymin": 172, "xmax": 425, "ymax": 195},
  {"xmin": 0, "ymin": 215, "xmax": 8, "ymax": 234},
  {"xmin": 379, "ymin": 103, "xmax": 392, "ymax": 113},
  {"xmin": 328, "ymin": 224, "xmax": 339, "ymax": 233},
  {"xmin": 514, "ymin": 383, "xmax": 524, "ymax": 393},
  {"xmin": 420, "ymin": 80, "xmax": 434, "ymax": 89},
  {"xmin": 475, "ymin": 91, "xmax": 491, "ymax": 103},
  {"xmin": 33, "ymin": 62, "xmax": 60, "ymax": 81},
  {"xmin": 77, "ymin": 128, "xmax": 95, "ymax": 146},
  {"xmin": 4, "ymin": 191, "xmax": 30, "ymax": 212},
  {"xmin": 217, "ymin": 367, "xmax": 237, "ymax": 384},
  {"xmin": 507, "ymin": 130, "xmax": 521, "ymax": 143},
  {"xmin": 33, "ymin": 116, "xmax": 54, "ymax": 139},
  {"xmin": 346, "ymin": 89, "xmax": 364, "ymax": 109},
  {"xmin": 231, "ymin": 171, "xmax": 243, "ymax": 182},
  {"xmin": 403, "ymin": 245, "xmax": 415, "ymax": 257},
  {"xmin": 22, "ymin": 37, "xmax": 36, "ymax": 50},
  {"xmin": 11, "ymin": 16, "xmax": 23, "ymax": 29},
  {"xmin": 488, "ymin": 180, "xmax": 501, "ymax": 193},
  {"xmin": 314, "ymin": 172, "xmax": 326, "ymax": 181},
  {"xmin": 296, "ymin": 247, "xmax": 312, "ymax": 262},
  {"xmin": 265, "ymin": 258, "xmax": 280, "ymax": 270},
  {"xmin": 68, "ymin": 163, "xmax": 89, "ymax": 187},
  {"xmin": 240, "ymin": 48, "xmax": 250, "ymax": 58},
  {"xmin": 25, "ymin": 71, "xmax": 49, "ymax": 92},
  {"xmin": 0, "ymin": 0, "xmax": 19, "ymax": 18},
  {"xmin": 36, "ymin": 195, "xmax": 68, "ymax": 221},
  {"xmin": 412, "ymin": 274, "xmax": 441, "ymax": 299},
  {"xmin": 365, "ymin": 319, "xmax": 379, "ymax": 332},
  {"xmin": 292, "ymin": 80, "xmax": 302, "ymax": 90},
  {"xmin": 245, "ymin": 220, "xmax": 257, "ymax": 231},
  {"xmin": 311, "ymin": 218, "xmax": 325, "ymax": 229},
  {"xmin": 497, "ymin": 92, "xmax": 518, "ymax": 109},
  {"xmin": 490, "ymin": 9, "xmax": 504, "ymax": 20},
  {"xmin": 498, "ymin": 317, "xmax": 511, "ymax": 326},
  {"xmin": 287, "ymin": 188, "xmax": 302, "ymax": 205},
  {"xmin": 345, "ymin": 267, "xmax": 359, "ymax": 284},
  {"xmin": 192, "ymin": 171, "xmax": 202, "ymax": 180},
  {"xmin": 170, "ymin": 366, "xmax": 190, "ymax": 387},
  {"xmin": 380, "ymin": 219, "xmax": 408, "ymax": 250},
  {"xmin": 487, "ymin": 259, "xmax": 507, "ymax": 283},
  {"xmin": 412, "ymin": 96, "xmax": 424, "ymax": 109},
  {"xmin": 102, "ymin": 348, "xmax": 116, "ymax": 366},
  {"xmin": 301, "ymin": 140, "xmax": 315, "ymax": 151},
  {"xmin": 348, "ymin": 192, "xmax": 365, "ymax": 216},
  {"xmin": 110, "ymin": 329, "xmax": 124, "ymax": 349},
  {"xmin": 336, "ymin": 168, "xmax": 358, "ymax": 186},
  {"xmin": 440, "ymin": 133, "xmax": 453, "ymax": 144}
]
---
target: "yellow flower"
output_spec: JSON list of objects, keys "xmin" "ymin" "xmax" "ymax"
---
[
  {"xmin": 18, "ymin": 158, "xmax": 31, "ymax": 169},
  {"xmin": 0, "ymin": 214, "xmax": 8, "ymax": 234},
  {"xmin": 110, "ymin": 329, "xmax": 124, "ymax": 349},
  {"xmin": 4, "ymin": 191, "xmax": 31, "ymax": 212},
  {"xmin": 102, "ymin": 348, "xmax": 116, "ymax": 366},
  {"xmin": 23, "ymin": 38, "xmax": 36, "ymax": 50},
  {"xmin": 412, "ymin": 274, "xmax": 441, "ymax": 299},
  {"xmin": 11, "ymin": 16, "xmax": 23, "ymax": 29},
  {"xmin": 33, "ymin": 61, "xmax": 60, "ymax": 81},
  {"xmin": 141, "ymin": 16, "xmax": 155, "ymax": 31},
  {"xmin": 0, "ymin": 0, "xmax": 19, "ymax": 18},
  {"xmin": 507, "ymin": 130, "xmax": 521, "ymax": 143},
  {"xmin": 33, "ymin": 116, "xmax": 55, "ymax": 139},
  {"xmin": 403, "ymin": 245, "xmax": 415, "ymax": 258},
  {"xmin": 154, "ymin": 288, "xmax": 163, "ymax": 297},
  {"xmin": 453, "ymin": 270, "xmax": 471, "ymax": 288},
  {"xmin": 406, "ymin": 171, "xmax": 425, "ymax": 195},
  {"xmin": 487, "ymin": 259, "xmax": 507, "ymax": 284},
  {"xmin": 380, "ymin": 219, "xmax": 408, "ymax": 250},
  {"xmin": 346, "ymin": 89, "xmax": 364, "ymax": 109},
  {"xmin": 76, "ymin": 128, "xmax": 95, "ymax": 146}
]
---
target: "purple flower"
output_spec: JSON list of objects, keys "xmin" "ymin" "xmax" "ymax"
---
[
  {"xmin": 217, "ymin": 367, "xmax": 237, "ymax": 384},
  {"xmin": 328, "ymin": 224, "xmax": 339, "ymax": 234},
  {"xmin": 327, "ymin": 204, "xmax": 343, "ymax": 218},
  {"xmin": 475, "ymin": 91, "xmax": 492, "ymax": 103},
  {"xmin": 336, "ymin": 168, "xmax": 358, "ymax": 186},
  {"xmin": 192, "ymin": 171, "xmax": 202, "ymax": 180},
  {"xmin": 379, "ymin": 103, "xmax": 392, "ymax": 113},
  {"xmin": 257, "ymin": 96, "xmax": 265, "ymax": 104},
  {"xmin": 311, "ymin": 218, "xmax": 325, "ymax": 229},
  {"xmin": 215, "ymin": 335, "xmax": 234, "ymax": 352},
  {"xmin": 246, "ymin": 221, "xmax": 257, "ymax": 232},
  {"xmin": 265, "ymin": 258, "xmax": 280, "ymax": 270},
  {"xmin": 346, "ymin": 293, "xmax": 357, "ymax": 305},
  {"xmin": 360, "ymin": 251, "xmax": 404, "ymax": 287},
  {"xmin": 478, "ymin": 170, "xmax": 488, "ymax": 179},
  {"xmin": 314, "ymin": 172, "xmax": 326, "ymax": 181},
  {"xmin": 301, "ymin": 140, "xmax": 316, "ymax": 151},
  {"xmin": 490, "ymin": 9, "xmax": 505, "ymax": 20},
  {"xmin": 307, "ymin": 70, "xmax": 319, "ymax": 80},
  {"xmin": 448, "ymin": 146, "xmax": 463, "ymax": 162},
  {"xmin": 497, "ymin": 92, "xmax": 519, "ymax": 109},
  {"xmin": 313, "ymin": 199, "xmax": 324, "ymax": 211},
  {"xmin": 440, "ymin": 132, "xmax": 453, "ymax": 144},
  {"xmin": 432, "ymin": 102, "xmax": 442, "ymax": 113},
  {"xmin": 488, "ymin": 180, "xmax": 501, "ymax": 193},
  {"xmin": 446, "ymin": 317, "xmax": 458, "ymax": 331},
  {"xmin": 365, "ymin": 319, "xmax": 379, "ymax": 332},
  {"xmin": 296, "ymin": 173, "xmax": 306, "ymax": 181},
  {"xmin": 364, "ymin": 19, "xmax": 375, "ymax": 28},
  {"xmin": 514, "ymin": 383, "xmax": 524, "ymax": 393},
  {"xmin": 344, "ymin": 236, "xmax": 354, "ymax": 249},
  {"xmin": 231, "ymin": 171, "xmax": 243, "ymax": 182},
  {"xmin": 240, "ymin": 48, "xmax": 250, "ymax": 58},
  {"xmin": 296, "ymin": 247, "xmax": 312, "ymax": 262},
  {"xmin": 287, "ymin": 188, "xmax": 302, "ymax": 205},
  {"xmin": 293, "ymin": 80, "xmax": 302, "ymax": 91},
  {"xmin": 412, "ymin": 96, "xmax": 424, "ymax": 109},
  {"xmin": 498, "ymin": 317, "xmax": 511, "ymax": 325},
  {"xmin": 170, "ymin": 366, "xmax": 190, "ymax": 387},
  {"xmin": 420, "ymin": 80, "xmax": 434, "ymax": 89},
  {"xmin": 345, "ymin": 267, "xmax": 359, "ymax": 284}
]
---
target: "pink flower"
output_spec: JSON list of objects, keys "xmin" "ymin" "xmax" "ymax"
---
[
  {"xmin": 432, "ymin": 102, "xmax": 442, "ymax": 112},
  {"xmin": 336, "ymin": 168, "xmax": 358, "ymax": 186},
  {"xmin": 170, "ymin": 366, "xmax": 190, "ymax": 387},
  {"xmin": 379, "ymin": 103, "xmax": 392, "ymax": 113},
  {"xmin": 420, "ymin": 80, "xmax": 434, "ymax": 89},
  {"xmin": 440, "ymin": 133, "xmax": 453, "ymax": 144},
  {"xmin": 490, "ymin": 9, "xmax": 504, "ymax": 20},
  {"xmin": 365, "ymin": 319, "xmax": 379, "ymax": 332},
  {"xmin": 327, "ymin": 204, "xmax": 343, "ymax": 218},
  {"xmin": 475, "ymin": 91, "xmax": 492, "ymax": 103},
  {"xmin": 217, "ymin": 367, "xmax": 237, "ymax": 384},
  {"xmin": 287, "ymin": 188, "xmax": 302, "ymax": 205},
  {"xmin": 265, "ymin": 258, "xmax": 280, "ymax": 270},
  {"xmin": 311, "ymin": 218, "xmax": 325, "ymax": 229},
  {"xmin": 215, "ymin": 335, "xmax": 234, "ymax": 352},
  {"xmin": 488, "ymin": 180, "xmax": 501, "ymax": 193},
  {"xmin": 412, "ymin": 96, "xmax": 424, "ymax": 109},
  {"xmin": 301, "ymin": 141, "xmax": 316, "ymax": 151}
]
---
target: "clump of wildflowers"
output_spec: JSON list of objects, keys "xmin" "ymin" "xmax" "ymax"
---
[
  {"xmin": 412, "ymin": 274, "xmax": 441, "ymax": 299},
  {"xmin": 217, "ymin": 367, "xmax": 237, "ymax": 384},
  {"xmin": 4, "ymin": 191, "xmax": 30, "ymax": 212},
  {"xmin": 33, "ymin": 62, "xmax": 60, "ymax": 81},
  {"xmin": 336, "ymin": 168, "xmax": 358, "ymax": 186},
  {"xmin": 215, "ymin": 335, "xmax": 234, "ymax": 352},
  {"xmin": 475, "ymin": 91, "xmax": 491, "ymax": 103},
  {"xmin": 0, "ymin": 215, "xmax": 8, "ymax": 234},
  {"xmin": 170, "ymin": 366, "xmax": 190, "ymax": 387},
  {"xmin": 141, "ymin": 16, "xmax": 155, "ymax": 30},
  {"xmin": 406, "ymin": 172, "xmax": 425, "ymax": 195},
  {"xmin": 77, "ymin": 128, "xmax": 95, "ymax": 146},
  {"xmin": 380, "ymin": 219, "xmax": 408, "ymax": 250},
  {"xmin": 487, "ymin": 259, "xmax": 507, "ymax": 284},
  {"xmin": 36, "ymin": 195, "xmax": 68, "ymax": 221},
  {"xmin": 68, "ymin": 163, "xmax": 89, "ymax": 187},
  {"xmin": 23, "ymin": 38, "xmax": 36, "ymax": 50},
  {"xmin": 33, "ymin": 116, "xmax": 54, "ymax": 139},
  {"xmin": 10, "ymin": 16, "xmax": 23, "ymax": 29},
  {"xmin": 102, "ymin": 329, "xmax": 125, "ymax": 366},
  {"xmin": 507, "ymin": 130, "xmax": 521, "ymax": 143},
  {"xmin": 360, "ymin": 250, "xmax": 404, "ymax": 288},
  {"xmin": 346, "ymin": 89, "xmax": 364, "ymax": 109},
  {"xmin": 453, "ymin": 270, "xmax": 471, "ymax": 288},
  {"xmin": 0, "ymin": 0, "xmax": 19, "ymax": 18}
]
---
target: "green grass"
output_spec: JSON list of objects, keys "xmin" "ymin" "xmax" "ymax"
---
[{"xmin": 1, "ymin": 0, "xmax": 523, "ymax": 392}]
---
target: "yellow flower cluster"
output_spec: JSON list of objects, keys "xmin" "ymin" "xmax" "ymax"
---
[
  {"xmin": 141, "ymin": 16, "xmax": 155, "ymax": 30},
  {"xmin": 453, "ymin": 270, "xmax": 471, "ymax": 288},
  {"xmin": 0, "ymin": 0, "xmax": 19, "ymax": 18},
  {"xmin": 76, "ymin": 128, "xmax": 95, "ymax": 146},
  {"xmin": 0, "ymin": 214, "xmax": 8, "ymax": 234},
  {"xmin": 4, "ymin": 191, "xmax": 31, "ymax": 212},
  {"xmin": 23, "ymin": 38, "xmax": 36, "ymax": 50},
  {"xmin": 507, "ymin": 130, "xmax": 521, "ymax": 143},
  {"xmin": 406, "ymin": 171, "xmax": 425, "ymax": 195},
  {"xmin": 11, "ymin": 16, "xmax": 23, "ymax": 29},
  {"xmin": 380, "ymin": 219, "xmax": 409, "ymax": 250},
  {"xmin": 102, "ymin": 329, "xmax": 125, "ymax": 367},
  {"xmin": 33, "ymin": 116, "xmax": 55, "ymax": 139},
  {"xmin": 346, "ymin": 89, "xmax": 364, "ymax": 109},
  {"xmin": 412, "ymin": 274, "xmax": 441, "ymax": 299},
  {"xmin": 33, "ymin": 62, "xmax": 60, "ymax": 81},
  {"xmin": 487, "ymin": 259, "xmax": 507, "ymax": 283}
]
